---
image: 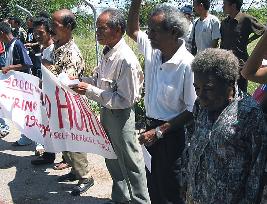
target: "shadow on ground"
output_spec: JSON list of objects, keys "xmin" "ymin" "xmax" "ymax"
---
[{"xmin": 0, "ymin": 138, "xmax": 110, "ymax": 204}]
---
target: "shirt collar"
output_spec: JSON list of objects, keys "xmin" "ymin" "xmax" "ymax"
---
[
  {"xmin": 234, "ymin": 12, "xmax": 243, "ymax": 22},
  {"xmin": 163, "ymin": 39, "xmax": 187, "ymax": 65},
  {"xmin": 104, "ymin": 38, "xmax": 125, "ymax": 60},
  {"xmin": 54, "ymin": 39, "xmax": 74, "ymax": 54},
  {"xmin": 6, "ymin": 38, "xmax": 17, "ymax": 49}
]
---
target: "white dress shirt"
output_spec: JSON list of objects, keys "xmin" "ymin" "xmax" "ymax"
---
[{"xmin": 137, "ymin": 31, "xmax": 197, "ymax": 121}]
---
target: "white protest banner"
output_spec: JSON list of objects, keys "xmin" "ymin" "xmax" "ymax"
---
[
  {"xmin": 41, "ymin": 66, "xmax": 116, "ymax": 159},
  {"xmin": 0, "ymin": 71, "xmax": 44, "ymax": 144},
  {"xmin": 0, "ymin": 69, "xmax": 116, "ymax": 159}
]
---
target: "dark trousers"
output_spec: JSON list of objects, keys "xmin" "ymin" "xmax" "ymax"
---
[
  {"xmin": 145, "ymin": 118, "xmax": 185, "ymax": 204},
  {"xmin": 237, "ymin": 74, "xmax": 248, "ymax": 93},
  {"xmin": 238, "ymin": 60, "xmax": 248, "ymax": 93},
  {"xmin": 42, "ymin": 152, "xmax": 56, "ymax": 162}
]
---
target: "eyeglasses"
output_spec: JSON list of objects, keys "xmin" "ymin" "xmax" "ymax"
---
[{"xmin": 96, "ymin": 26, "xmax": 110, "ymax": 33}]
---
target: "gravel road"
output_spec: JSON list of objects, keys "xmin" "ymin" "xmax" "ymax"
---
[
  {"xmin": 0, "ymin": 121, "xmax": 112, "ymax": 204},
  {"xmin": 2, "ymin": 121, "xmax": 267, "ymax": 204}
]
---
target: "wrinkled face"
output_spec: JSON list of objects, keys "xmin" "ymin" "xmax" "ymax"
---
[
  {"xmin": 96, "ymin": 13, "xmax": 118, "ymax": 46},
  {"xmin": 147, "ymin": 14, "xmax": 170, "ymax": 50},
  {"xmin": 33, "ymin": 25, "xmax": 51, "ymax": 45},
  {"xmin": 51, "ymin": 12, "xmax": 68, "ymax": 44},
  {"xmin": 193, "ymin": 0, "xmax": 201, "ymax": 16},
  {"xmin": 0, "ymin": 31, "xmax": 5, "ymax": 42},
  {"xmin": 193, "ymin": 73, "xmax": 231, "ymax": 111},
  {"xmin": 26, "ymin": 19, "xmax": 33, "ymax": 28},
  {"xmin": 223, "ymin": 0, "xmax": 233, "ymax": 14},
  {"xmin": 9, "ymin": 19, "xmax": 15, "ymax": 28}
]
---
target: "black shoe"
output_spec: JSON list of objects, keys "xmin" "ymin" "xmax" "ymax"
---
[
  {"xmin": 57, "ymin": 172, "xmax": 77, "ymax": 182},
  {"xmin": 71, "ymin": 177, "xmax": 94, "ymax": 196},
  {"xmin": 31, "ymin": 158, "xmax": 54, "ymax": 165}
]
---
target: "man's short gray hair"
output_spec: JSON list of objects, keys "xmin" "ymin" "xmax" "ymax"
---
[
  {"xmin": 192, "ymin": 48, "xmax": 240, "ymax": 83},
  {"xmin": 102, "ymin": 8, "xmax": 126, "ymax": 35},
  {"xmin": 150, "ymin": 4, "xmax": 189, "ymax": 38}
]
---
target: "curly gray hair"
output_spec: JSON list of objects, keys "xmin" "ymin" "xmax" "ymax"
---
[
  {"xmin": 191, "ymin": 48, "xmax": 240, "ymax": 83},
  {"xmin": 150, "ymin": 4, "xmax": 189, "ymax": 38},
  {"xmin": 102, "ymin": 8, "xmax": 126, "ymax": 35}
]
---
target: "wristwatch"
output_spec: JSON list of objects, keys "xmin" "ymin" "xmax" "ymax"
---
[{"xmin": 155, "ymin": 126, "xmax": 163, "ymax": 139}]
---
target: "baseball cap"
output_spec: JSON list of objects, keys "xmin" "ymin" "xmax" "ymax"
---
[{"xmin": 180, "ymin": 5, "xmax": 193, "ymax": 15}]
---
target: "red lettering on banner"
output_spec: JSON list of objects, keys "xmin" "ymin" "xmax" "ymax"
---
[
  {"xmin": 12, "ymin": 78, "xmax": 18, "ymax": 87},
  {"xmin": 67, "ymin": 92, "xmax": 85, "ymax": 131},
  {"xmin": 13, "ymin": 98, "xmax": 21, "ymax": 109},
  {"xmin": 78, "ymin": 95, "xmax": 99, "ymax": 135},
  {"xmin": 55, "ymin": 86, "xmax": 73, "ymax": 129},
  {"xmin": 24, "ymin": 101, "xmax": 33, "ymax": 112},
  {"xmin": 3, "ymin": 77, "xmax": 11, "ymax": 85},
  {"xmin": 43, "ymin": 94, "xmax": 51, "ymax": 118},
  {"xmin": 54, "ymin": 132, "xmax": 68, "ymax": 140},
  {"xmin": 74, "ymin": 95, "xmax": 97, "ymax": 135},
  {"xmin": 83, "ymin": 97, "xmax": 108, "ymax": 141},
  {"xmin": 0, "ymin": 94, "xmax": 7, "ymax": 98},
  {"xmin": 3, "ymin": 76, "xmax": 37, "ymax": 94}
]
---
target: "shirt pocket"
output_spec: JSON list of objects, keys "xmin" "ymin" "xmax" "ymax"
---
[{"xmin": 157, "ymin": 84, "xmax": 178, "ymax": 111}]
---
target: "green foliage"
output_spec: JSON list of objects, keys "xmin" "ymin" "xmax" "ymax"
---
[
  {"xmin": 247, "ymin": 7, "xmax": 267, "ymax": 24},
  {"xmin": 123, "ymin": 0, "xmax": 174, "ymax": 27}
]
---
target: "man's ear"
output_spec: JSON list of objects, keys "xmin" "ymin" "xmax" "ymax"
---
[
  {"xmin": 0, "ymin": 31, "xmax": 4, "ymax": 38},
  {"xmin": 171, "ymin": 26, "xmax": 180, "ymax": 38},
  {"xmin": 115, "ymin": 25, "xmax": 122, "ymax": 34},
  {"xmin": 66, "ymin": 23, "xmax": 72, "ymax": 30}
]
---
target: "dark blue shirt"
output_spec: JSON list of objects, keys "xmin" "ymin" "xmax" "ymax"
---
[{"xmin": 6, "ymin": 38, "xmax": 32, "ymax": 73}]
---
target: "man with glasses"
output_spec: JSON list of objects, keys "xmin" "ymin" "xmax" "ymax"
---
[
  {"xmin": 72, "ymin": 8, "xmax": 150, "ymax": 204},
  {"xmin": 127, "ymin": 1, "xmax": 197, "ymax": 203}
]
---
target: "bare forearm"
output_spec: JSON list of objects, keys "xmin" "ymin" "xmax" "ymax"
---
[
  {"xmin": 211, "ymin": 39, "xmax": 219, "ymax": 48},
  {"xmin": 7, "ymin": 64, "xmax": 25, "ymax": 71},
  {"xmin": 241, "ymin": 31, "xmax": 267, "ymax": 83},
  {"xmin": 159, "ymin": 110, "xmax": 193, "ymax": 134},
  {"xmin": 127, "ymin": 0, "xmax": 142, "ymax": 41}
]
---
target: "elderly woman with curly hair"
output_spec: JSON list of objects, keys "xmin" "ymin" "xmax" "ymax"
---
[{"xmin": 185, "ymin": 48, "xmax": 267, "ymax": 204}]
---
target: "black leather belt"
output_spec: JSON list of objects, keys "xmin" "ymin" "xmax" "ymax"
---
[{"xmin": 145, "ymin": 117, "xmax": 165, "ymax": 128}]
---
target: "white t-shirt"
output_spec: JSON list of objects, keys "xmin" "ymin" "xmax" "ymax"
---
[
  {"xmin": 42, "ymin": 43, "xmax": 54, "ymax": 62},
  {"xmin": 137, "ymin": 31, "xmax": 197, "ymax": 121},
  {"xmin": 185, "ymin": 22, "xmax": 193, "ymax": 51},
  {"xmin": 192, "ymin": 14, "xmax": 221, "ymax": 52}
]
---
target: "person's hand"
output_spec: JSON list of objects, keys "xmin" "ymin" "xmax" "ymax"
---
[
  {"xmin": 69, "ymin": 76, "xmax": 77, "ymax": 80},
  {"xmin": 1, "ymin": 66, "xmax": 11, "ymax": 74},
  {"xmin": 24, "ymin": 43, "xmax": 32, "ymax": 48},
  {"xmin": 138, "ymin": 129, "xmax": 157, "ymax": 147},
  {"xmin": 70, "ymin": 82, "xmax": 89, "ymax": 95}
]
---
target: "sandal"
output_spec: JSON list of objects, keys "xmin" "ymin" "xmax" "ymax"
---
[
  {"xmin": 35, "ymin": 149, "xmax": 45, "ymax": 156},
  {"xmin": 53, "ymin": 162, "xmax": 70, "ymax": 170}
]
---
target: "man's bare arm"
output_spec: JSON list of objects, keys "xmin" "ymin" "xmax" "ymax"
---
[
  {"xmin": 126, "ymin": 0, "xmax": 142, "ymax": 42},
  {"xmin": 241, "ymin": 31, "xmax": 267, "ymax": 84}
]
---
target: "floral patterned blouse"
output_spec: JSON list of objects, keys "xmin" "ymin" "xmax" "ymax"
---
[{"xmin": 185, "ymin": 91, "xmax": 267, "ymax": 204}]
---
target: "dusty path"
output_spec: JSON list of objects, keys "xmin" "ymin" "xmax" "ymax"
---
[
  {"xmin": 0, "ymin": 121, "xmax": 112, "ymax": 204},
  {"xmin": 2, "ymin": 121, "xmax": 267, "ymax": 204}
]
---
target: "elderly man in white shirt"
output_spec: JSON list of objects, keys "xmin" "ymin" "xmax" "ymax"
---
[
  {"xmin": 72, "ymin": 8, "xmax": 150, "ymax": 204},
  {"xmin": 127, "ymin": 1, "xmax": 197, "ymax": 204}
]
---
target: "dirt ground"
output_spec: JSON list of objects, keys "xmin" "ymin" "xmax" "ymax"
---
[
  {"xmin": 0, "ymin": 121, "xmax": 112, "ymax": 204},
  {"xmin": 2, "ymin": 121, "xmax": 267, "ymax": 204}
]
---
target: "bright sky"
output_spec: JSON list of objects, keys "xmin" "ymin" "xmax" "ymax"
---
[{"xmin": 75, "ymin": 0, "xmax": 266, "ymax": 15}]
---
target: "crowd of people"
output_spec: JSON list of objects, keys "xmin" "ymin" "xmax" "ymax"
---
[{"xmin": 0, "ymin": 0, "xmax": 267, "ymax": 203}]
